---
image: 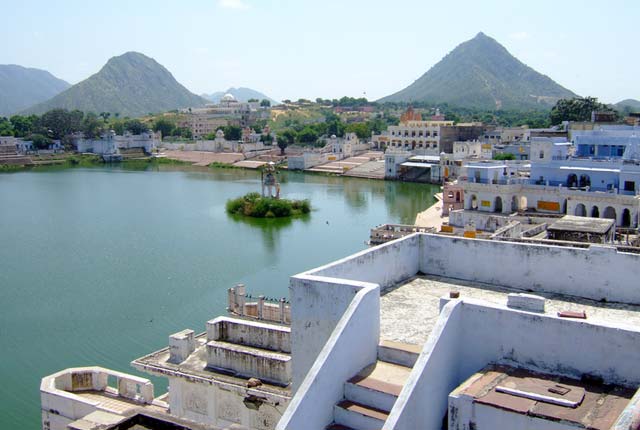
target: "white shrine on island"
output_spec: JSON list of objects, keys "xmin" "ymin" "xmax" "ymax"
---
[{"xmin": 261, "ymin": 162, "xmax": 281, "ymax": 199}]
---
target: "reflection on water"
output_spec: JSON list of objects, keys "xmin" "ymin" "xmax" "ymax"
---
[{"xmin": 227, "ymin": 213, "xmax": 311, "ymax": 253}]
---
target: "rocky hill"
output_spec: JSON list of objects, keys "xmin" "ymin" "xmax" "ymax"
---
[
  {"xmin": 25, "ymin": 52, "xmax": 207, "ymax": 117},
  {"xmin": 379, "ymin": 32, "xmax": 577, "ymax": 110},
  {"xmin": 0, "ymin": 65, "xmax": 70, "ymax": 116}
]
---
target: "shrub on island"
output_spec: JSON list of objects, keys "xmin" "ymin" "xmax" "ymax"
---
[{"xmin": 226, "ymin": 192, "xmax": 311, "ymax": 218}]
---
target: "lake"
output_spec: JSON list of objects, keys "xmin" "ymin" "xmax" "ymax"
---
[{"xmin": 0, "ymin": 164, "xmax": 438, "ymax": 430}]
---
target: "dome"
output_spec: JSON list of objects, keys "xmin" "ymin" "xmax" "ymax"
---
[{"xmin": 221, "ymin": 93, "xmax": 236, "ymax": 102}]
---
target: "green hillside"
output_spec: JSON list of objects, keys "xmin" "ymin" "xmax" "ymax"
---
[{"xmin": 25, "ymin": 52, "xmax": 207, "ymax": 117}]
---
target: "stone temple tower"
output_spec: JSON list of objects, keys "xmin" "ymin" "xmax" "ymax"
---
[{"xmin": 261, "ymin": 162, "xmax": 281, "ymax": 198}]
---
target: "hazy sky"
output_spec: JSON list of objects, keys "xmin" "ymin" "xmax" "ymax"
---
[{"xmin": 2, "ymin": 0, "xmax": 638, "ymax": 103}]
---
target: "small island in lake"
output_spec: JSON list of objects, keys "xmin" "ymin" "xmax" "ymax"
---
[
  {"xmin": 226, "ymin": 162, "xmax": 311, "ymax": 218},
  {"xmin": 226, "ymin": 192, "xmax": 311, "ymax": 218}
]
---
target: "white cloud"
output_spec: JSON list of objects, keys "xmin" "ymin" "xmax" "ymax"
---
[
  {"xmin": 509, "ymin": 31, "xmax": 530, "ymax": 41},
  {"xmin": 218, "ymin": 0, "xmax": 249, "ymax": 10}
]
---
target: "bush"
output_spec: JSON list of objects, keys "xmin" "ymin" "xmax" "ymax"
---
[{"xmin": 226, "ymin": 193, "xmax": 311, "ymax": 218}]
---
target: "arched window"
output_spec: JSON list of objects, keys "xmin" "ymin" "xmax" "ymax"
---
[{"xmin": 494, "ymin": 196, "xmax": 503, "ymax": 213}]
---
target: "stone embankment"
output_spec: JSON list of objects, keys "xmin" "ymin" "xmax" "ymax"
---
[{"xmin": 414, "ymin": 192, "xmax": 446, "ymax": 229}]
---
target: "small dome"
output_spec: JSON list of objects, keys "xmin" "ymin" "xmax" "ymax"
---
[
  {"xmin": 221, "ymin": 93, "xmax": 236, "ymax": 102},
  {"xmin": 216, "ymin": 129, "xmax": 225, "ymax": 138},
  {"xmin": 331, "ymin": 134, "xmax": 337, "ymax": 139}
]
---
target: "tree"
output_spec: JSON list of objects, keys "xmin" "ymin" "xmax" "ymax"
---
[
  {"xmin": 549, "ymin": 96, "xmax": 616, "ymax": 125},
  {"xmin": 82, "ymin": 112, "xmax": 104, "ymax": 139},
  {"xmin": 123, "ymin": 119, "xmax": 149, "ymax": 134},
  {"xmin": 260, "ymin": 99, "xmax": 271, "ymax": 108},
  {"xmin": 174, "ymin": 127, "xmax": 193, "ymax": 139},
  {"xmin": 99, "ymin": 112, "xmax": 111, "ymax": 123},
  {"xmin": 153, "ymin": 118, "xmax": 175, "ymax": 138},
  {"xmin": 248, "ymin": 98, "xmax": 259, "ymax": 103},
  {"xmin": 277, "ymin": 129, "xmax": 296, "ymax": 155},
  {"xmin": 39, "ymin": 109, "xmax": 84, "ymax": 140},
  {"xmin": 297, "ymin": 127, "xmax": 318, "ymax": 144},
  {"xmin": 10, "ymin": 115, "xmax": 36, "ymax": 137},
  {"xmin": 326, "ymin": 120, "xmax": 345, "ymax": 137},
  {"xmin": 217, "ymin": 125, "xmax": 242, "ymax": 141},
  {"xmin": 30, "ymin": 133, "xmax": 52, "ymax": 149},
  {"xmin": 345, "ymin": 122, "xmax": 371, "ymax": 139},
  {"xmin": 0, "ymin": 117, "xmax": 13, "ymax": 136}
]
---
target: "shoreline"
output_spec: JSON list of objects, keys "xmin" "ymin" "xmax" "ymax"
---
[{"xmin": 414, "ymin": 192, "xmax": 447, "ymax": 229}]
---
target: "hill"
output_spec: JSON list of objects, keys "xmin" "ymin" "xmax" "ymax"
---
[
  {"xmin": 0, "ymin": 65, "xmax": 70, "ymax": 116},
  {"xmin": 615, "ymin": 99, "xmax": 640, "ymax": 111},
  {"xmin": 379, "ymin": 32, "xmax": 577, "ymax": 110},
  {"xmin": 25, "ymin": 52, "xmax": 207, "ymax": 117},
  {"xmin": 202, "ymin": 87, "xmax": 279, "ymax": 105}
]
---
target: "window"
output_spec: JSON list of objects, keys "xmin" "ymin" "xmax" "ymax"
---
[
  {"xmin": 624, "ymin": 181, "xmax": 635, "ymax": 192},
  {"xmin": 539, "ymin": 150, "xmax": 544, "ymax": 159}
]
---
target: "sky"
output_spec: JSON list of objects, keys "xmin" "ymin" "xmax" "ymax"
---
[{"xmin": 1, "ymin": 0, "xmax": 638, "ymax": 104}]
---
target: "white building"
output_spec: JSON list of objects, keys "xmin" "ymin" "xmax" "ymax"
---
[
  {"xmin": 276, "ymin": 233, "xmax": 640, "ymax": 430},
  {"xmin": 75, "ymin": 131, "xmax": 159, "ymax": 155},
  {"xmin": 179, "ymin": 94, "xmax": 269, "ymax": 139}
]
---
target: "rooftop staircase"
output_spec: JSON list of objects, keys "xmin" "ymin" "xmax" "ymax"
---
[{"xmin": 326, "ymin": 341, "xmax": 420, "ymax": 430}]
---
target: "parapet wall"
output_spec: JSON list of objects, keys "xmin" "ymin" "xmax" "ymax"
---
[
  {"xmin": 420, "ymin": 233, "xmax": 640, "ymax": 304},
  {"xmin": 206, "ymin": 316, "xmax": 290, "ymax": 353},
  {"xmin": 384, "ymin": 299, "xmax": 640, "ymax": 430},
  {"xmin": 309, "ymin": 233, "xmax": 421, "ymax": 290}
]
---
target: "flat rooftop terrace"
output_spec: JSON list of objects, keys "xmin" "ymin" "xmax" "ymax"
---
[
  {"xmin": 380, "ymin": 275, "xmax": 640, "ymax": 345},
  {"xmin": 454, "ymin": 364, "xmax": 635, "ymax": 430},
  {"xmin": 132, "ymin": 333, "xmax": 291, "ymax": 397}
]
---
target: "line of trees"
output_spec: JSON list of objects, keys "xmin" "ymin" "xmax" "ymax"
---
[{"xmin": 0, "ymin": 109, "xmax": 153, "ymax": 149}]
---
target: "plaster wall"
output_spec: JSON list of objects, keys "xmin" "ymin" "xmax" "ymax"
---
[
  {"xmin": 206, "ymin": 342, "xmax": 291, "ymax": 384},
  {"xmin": 420, "ymin": 234, "xmax": 640, "ymax": 304},
  {"xmin": 308, "ymin": 234, "xmax": 420, "ymax": 290},
  {"xmin": 458, "ymin": 301, "xmax": 640, "ymax": 387},
  {"xmin": 449, "ymin": 394, "xmax": 580, "ymax": 430},
  {"xmin": 40, "ymin": 367, "xmax": 155, "ymax": 430},
  {"xmin": 383, "ymin": 301, "xmax": 462, "ymax": 430},
  {"xmin": 168, "ymin": 376, "xmax": 285, "ymax": 430},
  {"xmin": 277, "ymin": 285, "xmax": 380, "ymax": 430},
  {"xmin": 289, "ymin": 235, "xmax": 418, "ymax": 389},
  {"xmin": 206, "ymin": 317, "xmax": 290, "ymax": 353},
  {"xmin": 385, "ymin": 299, "xmax": 640, "ymax": 430}
]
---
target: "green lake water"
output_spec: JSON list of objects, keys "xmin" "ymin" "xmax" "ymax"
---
[{"xmin": 0, "ymin": 165, "xmax": 438, "ymax": 430}]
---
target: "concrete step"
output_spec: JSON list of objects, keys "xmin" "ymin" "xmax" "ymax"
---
[
  {"xmin": 377, "ymin": 340, "xmax": 421, "ymax": 368},
  {"xmin": 334, "ymin": 400, "xmax": 387, "ymax": 430},
  {"xmin": 345, "ymin": 360, "xmax": 410, "ymax": 411}
]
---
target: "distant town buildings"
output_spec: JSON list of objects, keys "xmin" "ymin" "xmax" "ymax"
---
[
  {"xmin": 178, "ymin": 93, "xmax": 270, "ymax": 139},
  {"xmin": 74, "ymin": 130, "xmax": 159, "ymax": 160}
]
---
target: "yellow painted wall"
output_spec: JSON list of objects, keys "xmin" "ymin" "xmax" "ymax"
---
[{"xmin": 537, "ymin": 200, "xmax": 560, "ymax": 211}]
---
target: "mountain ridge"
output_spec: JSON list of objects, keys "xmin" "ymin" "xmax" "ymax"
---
[
  {"xmin": 379, "ymin": 32, "xmax": 577, "ymax": 110},
  {"xmin": 615, "ymin": 99, "xmax": 640, "ymax": 111},
  {"xmin": 24, "ymin": 52, "xmax": 207, "ymax": 117},
  {"xmin": 0, "ymin": 65, "xmax": 70, "ymax": 116}
]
